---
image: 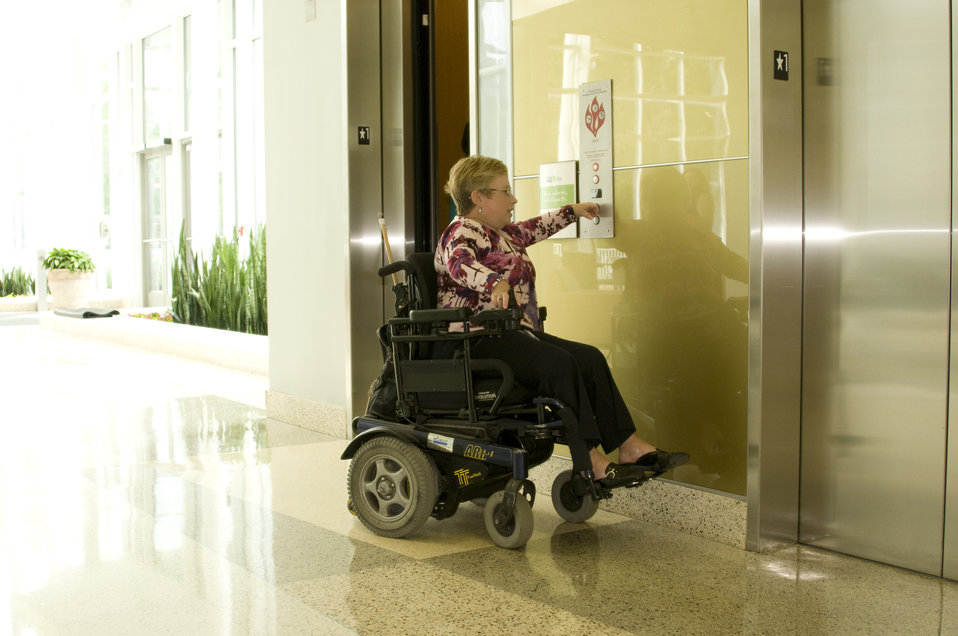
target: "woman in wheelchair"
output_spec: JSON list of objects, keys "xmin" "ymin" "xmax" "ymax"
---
[{"xmin": 435, "ymin": 155, "xmax": 689, "ymax": 487}]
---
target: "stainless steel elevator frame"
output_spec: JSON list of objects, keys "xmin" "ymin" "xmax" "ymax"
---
[
  {"xmin": 345, "ymin": 0, "xmax": 415, "ymax": 421},
  {"xmin": 746, "ymin": 0, "xmax": 804, "ymax": 552}
]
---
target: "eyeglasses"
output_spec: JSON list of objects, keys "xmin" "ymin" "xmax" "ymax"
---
[{"xmin": 485, "ymin": 186, "xmax": 514, "ymax": 197}]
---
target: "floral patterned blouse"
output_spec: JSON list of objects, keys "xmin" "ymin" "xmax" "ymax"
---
[{"xmin": 434, "ymin": 206, "xmax": 576, "ymax": 331}]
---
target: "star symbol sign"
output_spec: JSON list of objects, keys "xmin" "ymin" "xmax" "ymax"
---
[{"xmin": 776, "ymin": 53, "xmax": 785, "ymax": 71}]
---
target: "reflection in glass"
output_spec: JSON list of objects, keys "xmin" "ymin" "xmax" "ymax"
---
[
  {"xmin": 523, "ymin": 161, "xmax": 749, "ymax": 495},
  {"xmin": 510, "ymin": 0, "xmax": 749, "ymax": 495},
  {"xmin": 612, "ymin": 166, "xmax": 748, "ymax": 494},
  {"xmin": 477, "ymin": 0, "xmax": 512, "ymax": 164},
  {"xmin": 511, "ymin": 0, "xmax": 746, "ymax": 174}
]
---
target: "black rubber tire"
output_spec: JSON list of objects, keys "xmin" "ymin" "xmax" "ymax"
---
[
  {"xmin": 347, "ymin": 436, "xmax": 439, "ymax": 538},
  {"xmin": 483, "ymin": 490, "xmax": 534, "ymax": 549},
  {"xmin": 551, "ymin": 470, "xmax": 599, "ymax": 523}
]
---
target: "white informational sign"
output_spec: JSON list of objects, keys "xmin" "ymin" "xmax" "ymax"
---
[
  {"xmin": 578, "ymin": 79, "xmax": 614, "ymax": 238},
  {"xmin": 539, "ymin": 160, "xmax": 578, "ymax": 239}
]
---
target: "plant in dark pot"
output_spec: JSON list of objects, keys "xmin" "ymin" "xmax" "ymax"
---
[{"xmin": 42, "ymin": 248, "xmax": 95, "ymax": 310}]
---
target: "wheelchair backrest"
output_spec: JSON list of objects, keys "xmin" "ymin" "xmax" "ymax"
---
[
  {"xmin": 405, "ymin": 252, "xmax": 439, "ymax": 311},
  {"xmin": 380, "ymin": 251, "xmax": 438, "ymax": 318}
]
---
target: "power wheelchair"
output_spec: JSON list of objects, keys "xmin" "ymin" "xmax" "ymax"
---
[{"xmin": 341, "ymin": 253, "xmax": 663, "ymax": 548}]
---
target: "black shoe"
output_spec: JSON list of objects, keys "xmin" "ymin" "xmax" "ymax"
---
[
  {"xmin": 634, "ymin": 449, "xmax": 690, "ymax": 472},
  {"xmin": 596, "ymin": 462, "xmax": 649, "ymax": 488}
]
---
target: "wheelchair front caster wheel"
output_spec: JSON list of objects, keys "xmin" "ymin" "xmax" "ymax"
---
[
  {"xmin": 484, "ymin": 490, "xmax": 534, "ymax": 549},
  {"xmin": 347, "ymin": 435, "xmax": 439, "ymax": 538},
  {"xmin": 551, "ymin": 470, "xmax": 599, "ymax": 523}
]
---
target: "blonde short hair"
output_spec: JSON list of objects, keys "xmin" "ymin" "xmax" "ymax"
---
[{"xmin": 444, "ymin": 155, "xmax": 507, "ymax": 215}]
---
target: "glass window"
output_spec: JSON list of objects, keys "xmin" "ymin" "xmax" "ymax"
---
[
  {"xmin": 230, "ymin": 0, "xmax": 265, "ymax": 230},
  {"xmin": 476, "ymin": 0, "xmax": 512, "ymax": 167},
  {"xmin": 143, "ymin": 26, "xmax": 173, "ymax": 147},
  {"xmin": 253, "ymin": 37, "xmax": 264, "ymax": 224},
  {"xmin": 99, "ymin": 60, "xmax": 111, "ymax": 218},
  {"xmin": 184, "ymin": 15, "xmax": 192, "ymax": 132}
]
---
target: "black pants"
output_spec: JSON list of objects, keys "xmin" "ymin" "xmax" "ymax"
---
[{"xmin": 441, "ymin": 329, "xmax": 636, "ymax": 453}]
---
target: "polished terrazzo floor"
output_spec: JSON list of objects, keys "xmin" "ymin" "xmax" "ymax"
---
[{"xmin": 3, "ymin": 318, "xmax": 958, "ymax": 635}]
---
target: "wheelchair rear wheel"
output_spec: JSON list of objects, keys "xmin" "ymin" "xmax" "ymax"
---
[
  {"xmin": 483, "ymin": 489, "xmax": 534, "ymax": 549},
  {"xmin": 347, "ymin": 435, "xmax": 439, "ymax": 538},
  {"xmin": 551, "ymin": 470, "xmax": 600, "ymax": 523}
]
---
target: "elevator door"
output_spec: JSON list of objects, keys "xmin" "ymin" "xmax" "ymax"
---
[{"xmin": 801, "ymin": 0, "xmax": 953, "ymax": 577}]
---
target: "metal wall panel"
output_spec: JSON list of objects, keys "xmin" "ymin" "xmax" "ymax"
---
[
  {"xmin": 801, "ymin": 0, "xmax": 950, "ymax": 576},
  {"xmin": 944, "ymin": 0, "xmax": 958, "ymax": 583},
  {"xmin": 346, "ymin": 0, "xmax": 389, "ymax": 420},
  {"xmin": 381, "ymin": 0, "xmax": 415, "ymax": 277},
  {"xmin": 346, "ymin": 0, "xmax": 414, "ymax": 421}
]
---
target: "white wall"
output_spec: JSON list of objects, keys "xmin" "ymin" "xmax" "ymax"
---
[{"xmin": 262, "ymin": 0, "xmax": 351, "ymax": 418}]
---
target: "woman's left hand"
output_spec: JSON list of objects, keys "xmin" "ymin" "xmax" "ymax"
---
[
  {"xmin": 490, "ymin": 279, "xmax": 512, "ymax": 308},
  {"xmin": 570, "ymin": 202, "xmax": 599, "ymax": 220}
]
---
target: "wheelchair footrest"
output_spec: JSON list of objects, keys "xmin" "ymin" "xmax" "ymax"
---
[
  {"xmin": 569, "ymin": 468, "xmax": 655, "ymax": 501},
  {"xmin": 568, "ymin": 472, "xmax": 614, "ymax": 501}
]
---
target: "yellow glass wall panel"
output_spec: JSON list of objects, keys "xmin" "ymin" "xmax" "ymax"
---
[
  {"xmin": 510, "ymin": 0, "xmax": 749, "ymax": 494},
  {"xmin": 512, "ymin": 0, "xmax": 747, "ymax": 175}
]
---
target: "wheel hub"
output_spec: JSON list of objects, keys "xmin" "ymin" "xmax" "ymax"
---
[
  {"xmin": 376, "ymin": 476, "xmax": 396, "ymax": 500},
  {"xmin": 560, "ymin": 482, "xmax": 583, "ymax": 511}
]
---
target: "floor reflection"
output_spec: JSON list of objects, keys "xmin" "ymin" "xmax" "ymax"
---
[
  {"xmin": 3, "ymin": 325, "xmax": 958, "ymax": 635},
  {"xmin": 142, "ymin": 396, "xmax": 270, "ymax": 463}
]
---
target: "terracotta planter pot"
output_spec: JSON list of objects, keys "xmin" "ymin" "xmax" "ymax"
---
[{"xmin": 46, "ymin": 269, "xmax": 94, "ymax": 310}]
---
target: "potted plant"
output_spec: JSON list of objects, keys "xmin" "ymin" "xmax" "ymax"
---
[{"xmin": 42, "ymin": 248, "xmax": 95, "ymax": 310}]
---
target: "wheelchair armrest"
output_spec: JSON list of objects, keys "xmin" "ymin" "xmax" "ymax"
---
[
  {"xmin": 469, "ymin": 306, "xmax": 523, "ymax": 327},
  {"xmin": 408, "ymin": 307, "xmax": 473, "ymax": 323}
]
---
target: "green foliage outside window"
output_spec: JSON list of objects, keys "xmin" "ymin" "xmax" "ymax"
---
[
  {"xmin": 172, "ymin": 223, "xmax": 267, "ymax": 335},
  {"xmin": 0, "ymin": 267, "xmax": 35, "ymax": 297}
]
